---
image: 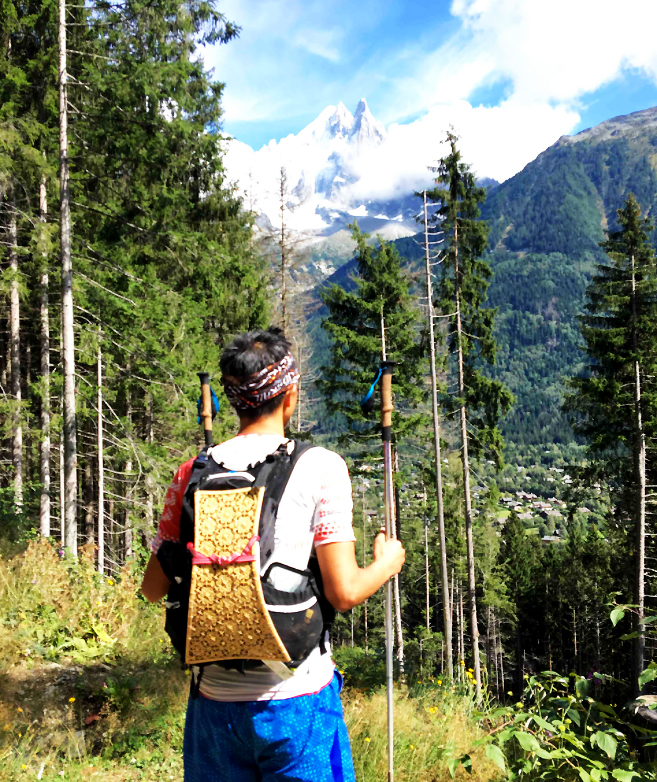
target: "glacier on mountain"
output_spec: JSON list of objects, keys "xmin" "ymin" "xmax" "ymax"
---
[{"xmin": 223, "ymin": 99, "xmax": 418, "ymax": 239}]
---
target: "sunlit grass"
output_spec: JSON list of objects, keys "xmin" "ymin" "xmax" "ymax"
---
[{"xmin": 0, "ymin": 540, "xmax": 501, "ymax": 781}]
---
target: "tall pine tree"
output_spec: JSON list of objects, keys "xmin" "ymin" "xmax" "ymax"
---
[
  {"xmin": 427, "ymin": 132, "xmax": 513, "ymax": 697},
  {"xmin": 566, "ymin": 193, "xmax": 657, "ymax": 694}
]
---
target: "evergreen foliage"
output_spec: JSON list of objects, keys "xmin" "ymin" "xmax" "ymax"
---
[
  {"xmin": 319, "ymin": 223, "xmax": 425, "ymax": 454},
  {"xmin": 427, "ymin": 132, "xmax": 513, "ymax": 466},
  {"xmin": 566, "ymin": 194, "xmax": 657, "ymax": 498},
  {"xmin": 0, "ymin": 0, "xmax": 268, "ymax": 558}
]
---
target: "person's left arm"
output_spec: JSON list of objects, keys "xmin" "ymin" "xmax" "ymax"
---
[
  {"xmin": 140, "ymin": 458, "xmax": 193, "ymax": 602},
  {"xmin": 141, "ymin": 554, "xmax": 171, "ymax": 603}
]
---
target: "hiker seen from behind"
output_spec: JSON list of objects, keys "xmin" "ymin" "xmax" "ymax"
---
[{"xmin": 141, "ymin": 327, "xmax": 405, "ymax": 782}]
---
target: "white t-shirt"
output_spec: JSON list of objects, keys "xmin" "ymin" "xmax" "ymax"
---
[{"xmin": 153, "ymin": 433, "xmax": 355, "ymax": 701}]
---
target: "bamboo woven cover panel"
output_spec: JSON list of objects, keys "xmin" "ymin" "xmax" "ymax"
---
[{"xmin": 186, "ymin": 486, "xmax": 291, "ymax": 665}]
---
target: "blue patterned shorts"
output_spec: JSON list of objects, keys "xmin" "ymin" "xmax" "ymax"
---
[{"xmin": 183, "ymin": 672, "xmax": 356, "ymax": 782}]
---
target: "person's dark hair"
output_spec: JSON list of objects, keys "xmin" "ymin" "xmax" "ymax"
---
[{"xmin": 220, "ymin": 327, "xmax": 293, "ymax": 417}]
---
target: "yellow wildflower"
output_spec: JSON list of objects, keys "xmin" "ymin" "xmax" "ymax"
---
[
  {"xmin": 364, "ymin": 737, "xmax": 371, "ymax": 743},
  {"xmin": 22, "ymin": 765, "xmax": 27, "ymax": 771},
  {"xmin": 437, "ymin": 680, "xmax": 442, "ymax": 686},
  {"xmin": 17, "ymin": 707, "xmax": 23, "ymax": 713},
  {"xmin": 107, "ymin": 579, "xmax": 114, "ymax": 586},
  {"xmin": 68, "ymin": 697, "xmax": 76, "ymax": 703}
]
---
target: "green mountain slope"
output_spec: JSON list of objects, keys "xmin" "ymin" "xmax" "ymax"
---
[{"xmin": 311, "ymin": 106, "xmax": 657, "ymax": 449}]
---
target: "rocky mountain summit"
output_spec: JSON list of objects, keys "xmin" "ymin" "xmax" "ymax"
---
[{"xmin": 224, "ymin": 99, "xmax": 418, "ymax": 246}]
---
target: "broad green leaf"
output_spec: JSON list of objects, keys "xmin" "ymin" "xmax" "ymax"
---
[
  {"xmin": 576, "ymin": 678, "xmax": 592, "ymax": 699},
  {"xmin": 638, "ymin": 664, "xmax": 657, "ymax": 689},
  {"xmin": 515, "ymin": 732, "xmax": 540, "ymax": 752},
  {"xmin": 612, "ymin": 771, "xmax": 640, "ymax": 782},
  {"xmin": 567, "ymin": 708, "xmax": 582, "ymax": 726},
  {"xmin": 485, "ymin": 744, "xmax": 506, "ymax": 771},
  {"xmin": 610, "ymin": 607, "xmax": 625, "ymax": 627},
  {"xmin": 532, "ymin": 715, "xmax": 556, "ymax": 732},
  {"xmin": 447, "ymin": 758, "xmax": 460, "ymax": 779},
  {"xmin": 590, "ymin": 769, "xmax": 602, "ymax": 781},
  {"xmin": 593, "ymin": 731, "xmax": 617, "ymax": 760},
  {"xmin": 579, "ymin": 770, "xmax": 592, "ymax": 782},
  {"xmin": 641, "ymin": 615, "xmax": 657, "ymax": 625}
]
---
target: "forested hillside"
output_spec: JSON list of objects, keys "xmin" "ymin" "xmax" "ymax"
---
[
  {"xmin": 3, "ymin": 3, "xmax": 657, "ymax": 778},
  {"xmin": 315, "ymin": 107, "xmax": 657, "ymax": 449}
]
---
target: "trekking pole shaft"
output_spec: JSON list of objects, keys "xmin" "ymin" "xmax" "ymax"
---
[
  {"xmin": 381, "ymin": 362, "xmax": 395, "ymax": 781},
  {"xmin": 198, "ymin": 372, "xmax": 213, "ymax": 447}
]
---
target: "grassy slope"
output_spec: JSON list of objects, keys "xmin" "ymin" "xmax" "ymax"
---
[{"xmin": 0, "ymin": 542, "xmax": 499, "ymax": 782}]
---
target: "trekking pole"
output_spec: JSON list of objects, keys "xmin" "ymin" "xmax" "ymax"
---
[
  {"xmin": 360, "ymin": 360, "xmax": 397, "ymax": 781},
  {"xmin": 380, "ymin": 360, "xmax": 396, "ymax": 782},
  {"xmin": 198, "ymin": 372, "xmax": 213, "ymax": 447}
]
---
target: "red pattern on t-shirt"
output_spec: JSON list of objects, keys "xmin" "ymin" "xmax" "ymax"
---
[
  {"xmin": 151, "ymin": 458, "xmax": 194, "ymax": 554},
  {"xmin": 152, "ymin": 448, "xmax": 354, "ymax": 554}
]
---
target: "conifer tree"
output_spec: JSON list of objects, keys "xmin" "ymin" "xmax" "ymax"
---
[
  {"xmin": 427, "ymin": 132, "xmax": 513, "ymax": 698},
  {"xmin": 566, "ymin": 193, "xmax": 657, "ymax": 694},
  {"xmin": 320, "ymin": 223, "xmax": 425, "ymax": 452},
  {"xmin": 500, "ymin": 510, "xmax": 538, "ymax": 692}
]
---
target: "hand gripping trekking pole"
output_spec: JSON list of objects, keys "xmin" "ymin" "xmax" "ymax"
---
[
  {"xmin": 198, "ymin": 372, "xmax": 213, "ymax": 447},
  {"xmin": 380, "ymin": 361, "xmax": 396, "ymax": 782}
]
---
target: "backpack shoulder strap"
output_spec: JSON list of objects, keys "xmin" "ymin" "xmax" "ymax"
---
[
  {"xmin": 179, "ymin": 447, "xmax": 212, "ymax": 546},
  {"xmin": 256, "ymin": 440, "xmax": 316, "ymax": 563}
]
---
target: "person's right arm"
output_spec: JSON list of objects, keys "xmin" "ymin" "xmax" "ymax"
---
[{"xmin": 316, "ymin": 531, "xmax": 405, "ymax": 612}]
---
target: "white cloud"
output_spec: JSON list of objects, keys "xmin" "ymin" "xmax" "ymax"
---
[
  {"xmin": 451, "ymin": 0, "xmax": 657, "ymax": 104},
  {"xmin": 293, "ymin": 29, "xmax": 342, "ymax": 62},
  {"xmin": 347, "ymin": 99, "xmax": 579, "ymax": 201},
  {"xmin": 219, "ymin": 0, "xmax": 657, "ymax": 222}
]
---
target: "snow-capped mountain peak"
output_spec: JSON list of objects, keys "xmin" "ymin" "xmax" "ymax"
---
[
  {"xmin": 328, "ymin": 102, "xmax": 354, "ymax": 139},
  {"xmin": 350, "ymin": 98, "xmax": 386, "ymax": 146},
  {"xmin": 224, "ymin": 99, "xmax": 417, "ymax": 242}
]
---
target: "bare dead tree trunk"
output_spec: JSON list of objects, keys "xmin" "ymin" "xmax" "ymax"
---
[
  {"xmin": 631, "ymin": 253, "xmax": 647, "ymax": 696},
  {"xmin": 391, "ymin": 448, "xmax": 404, "ymax": 672},
  {"xmin": 486, "ymin": 605, "xmax": 493, "ymax": 691},
  {"xmin": 59, "ymin": 425, "xmax": 65, "ymax": 545},
  {"xmin": 458, "ymin": 584, "xmax": 465, "ymax": 682},
  {"xmin": 424, "ymin": 514, "xmax": 430, "ymax": 631},
  {"xmin": 144, "ymin": 393, "xmax": 154, "ymax": 548},
  {"xmin": 39, "ymin": 174, "xmax": 51, "ymax": 536},
  {"xmin": 59, "ymin": 0, "xmax": 77, "ymax": 553},
  {"xmin": 97, "ymin": 333, "xmax": 105, "ymax": 573},
  {"xmin": 450, "ymin": 568, "xmax": 455, "ymax": 673},
  {"xmin": 453, "ymin": 219, "xmax": 481, "ymax": 699},
  {"xmin": 124, "ymin": 381, "xmax": 133, "ymax": 561},
  {"xmin": 499, "ymin": 619, "xmax": 505, "ymax": 695},
  {"xmin": 84, "ymin": 458, "xmax": 94, "ymax": 545},
  {"xmin": 279, "ymin": 167, "xmax": 288, "ymax": 331},
  {"xmin": 380, "ymin": 310, "xmax": 404, "ymax": 672},
  {"xmin": 8, "ymin": 185, "xmax": 23, "ymax": 510},
  {"xmin": 423, "ymin": 191, "xmax": 452, "ymax": 678},
  {"xmin": 492, "ymin": 610, "xmax": 499, "ymax": 697}
]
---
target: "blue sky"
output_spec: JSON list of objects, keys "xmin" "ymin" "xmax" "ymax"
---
[{"xmin": 206, "ymin": 0, "xmax": 657, "ymax": 183}]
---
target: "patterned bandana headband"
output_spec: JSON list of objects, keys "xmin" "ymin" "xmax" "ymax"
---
[{"xmin": 221, "ymin": 353, "xmax": 300, "ymax": 411}]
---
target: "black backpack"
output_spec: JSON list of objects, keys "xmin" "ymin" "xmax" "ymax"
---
[{"xmin": 156, "ymin": 439, "xmax": 335, "ymax": 676}]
